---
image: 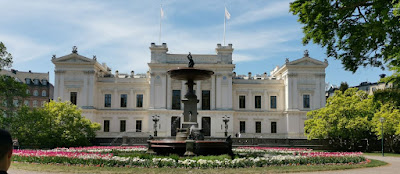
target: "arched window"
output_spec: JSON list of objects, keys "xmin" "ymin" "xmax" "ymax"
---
[
  {"xmin": 24, "ymin": 100, "xmax": 29, "ymax": 106},
  {"xmin": 26, "ymin": 89, "xmax": 30, "ymax": 94},
  {"xmin": 41, "ymin": 101, "xmax": 45, "ymax": 107},
  {"xmin": 42, "ymin": 90, "xmax": 46, "ymax": 96},
  {"xmin": 33, "ymin": 90, "xmax": 39, "ymax": 96}
]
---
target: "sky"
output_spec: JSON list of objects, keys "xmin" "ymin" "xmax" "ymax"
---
[{"xmin": 0, "ymin": 0, "xmax": 391, "ymax": 87}]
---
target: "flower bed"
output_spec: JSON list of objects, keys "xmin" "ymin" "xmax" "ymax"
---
[
  {"xmin": 12, "ymin": 146, "xmax": 368, "ymax": 168},
  {"xmin": 233, "ymin": 146, "xmax": 312, "ymax": 156}
]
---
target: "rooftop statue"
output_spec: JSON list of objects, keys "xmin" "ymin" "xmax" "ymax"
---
[{"xmin": 187, "ymin": 52, "xmax": 194, "ymax": 68}]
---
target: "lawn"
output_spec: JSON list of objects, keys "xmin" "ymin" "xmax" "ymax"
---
[
  {"xmin": 364, "ymin": 152, "xmax": 400, "ymax": 157},
  {"xmin": 11, "ymin": 159, "xmax": 387, "ymax": 174}
]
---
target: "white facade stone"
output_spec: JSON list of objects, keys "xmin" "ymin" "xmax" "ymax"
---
[{"xmin": 52, "ymin": 44, "xmax": 328, "ymax": 139}]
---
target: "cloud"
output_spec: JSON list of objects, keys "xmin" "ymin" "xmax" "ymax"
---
[
  {"xmin": 230, "ymin": 0, "xmax": 292, "ymax": 26},
  {"xmin": 0, "ymin": 34, "xmax": 54, "ymax": 64},
  {"xmin": 0, "ymin": 0, "xmax": 301, "ymax": 76},
  {"xmin": 233, "ymin": 54, "xmax": 260, "ymax": 63}
]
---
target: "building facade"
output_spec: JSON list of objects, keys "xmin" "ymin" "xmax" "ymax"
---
[
  {"xmin": 0, "ymin": 69, "xmax": 54, "ymax": 108},
  {"xmin": 52, "ymin": 43, "xmax": 328, "ymax": 139}
]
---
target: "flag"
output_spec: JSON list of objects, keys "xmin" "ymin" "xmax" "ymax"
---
[
  {"xmin": 225, "ymin": 7, "xmax": 231, "ymax": 20},
  {"xmin": 161, "ymin": 6, "xmax": 164, "ymax": 18}
]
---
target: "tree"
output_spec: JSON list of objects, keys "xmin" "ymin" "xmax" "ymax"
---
[
  {"xmin": 305, "ymin": 88, "xmax": 375, "ymax": 150},
  {"xmin": 371, "ymin": 103, "xmax": 400, "ymax": 152},
  {"xmin": 0, "ymin": 75, "xmax": 28, "ymax": 118},
  {"xmin": 10, "ymin": 100, "xmax": 101, "ymax": 148},
  {"xmin": 339, "ymin": 82, "xmax": 349, "ymax": 92},
  {"xmin": 290, "ymin": 0, "xmax": 400, "ymax": 73},
  {"xmin": 0, "ymin": 42, "xmax": 13, "ymax": 71},
  {"xmin": 0, "ymin": 42, "xmax": 27, "ymax": 128},
  {"xmin": 373, "ymin": 88, "xmax": 400, "ymax": 107}
]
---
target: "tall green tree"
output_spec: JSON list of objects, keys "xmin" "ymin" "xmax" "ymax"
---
[
  {"xmin": 305, "ymin": 88, "xmax": 375, "ymax": 150},
  {"xmin": 339, "ymin": 82, "xmax": 349, "ymax": 92},
  {"xmin": 290, "ymin": 0, "xmax": 400, "ymax": 74},
  {"xmin": 371, "ymin": 103, "xmax": 400, "ymax": 152},
  {"xmin": 0, "ymin": 42, "xmax": 27, "ymax": 128},
  {"xmin": 11, "ymin": 100, "xmax": 101, "ymax": 148},
  {"xmin": 0, "ymin": 42, "xmax": 13, "ymax": 71}
]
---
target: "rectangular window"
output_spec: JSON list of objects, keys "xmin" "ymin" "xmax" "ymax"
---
[
  {"xmin": 105, "ymin": 94, "xmax": 111, "ymax": 107},
  {"xmin": 136, "ymin": 120, "xmax": 142, "ymax": 132},
  {"xmin": 120, "ymin": 120, "xmax": 126, "ymax": 132},
  {"xmin": 120, "ymin": 94, "xmax": 127, "ymax": 107},
  {"xmin": 104, "ymin": 120, "xmax": 110, "ymax": 132},
  {"xmin": 303, "ymin": 94, "xmax": 310, "ymax": 108},
  {"xmin": 202, "ymin": 90, "xmax": 210, "ymax": 110},
  {"xmin": 270, "ymin": 96, "xmax": 277, "ymax": 109},
  {"xmin": 172, "ymin": 90, "xmax": 181, "ymax": 110},
  {"xmin": 136, "ymin": 94, "xmax": 143, "ymax": 108},
  {"xmin": 255, "ymin": 96, "xmax": 261, "ymax": 109},
  {"xmin": 70, "ymin": 92, "xmax": 77, "ymax": 105},
  {"xmin": 239, "ymin": 96, "xmax": 246, "ymax": 109},
  {"xmin": 256, "ymin": 121, "xmax": 261, "ymax": 133},
  {"xmin": 271, "ymin": 122, "xmax": 277, "ymax": 133},
  {"xmin": 240, "ymin": 121, "xmax": 246, "ymax": 133}
]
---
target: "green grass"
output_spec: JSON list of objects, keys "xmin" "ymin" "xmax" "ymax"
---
[
  {"xmin": 10, "ymin": 159, "xmax": 387, "ymax": 174},
  {"xmin": 364, "ymin": 152, "xmax": 400, "ymax": 157}
]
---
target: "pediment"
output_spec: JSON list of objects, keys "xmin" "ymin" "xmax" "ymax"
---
[
  {"xmin": 52, "ymin": 53, "xmax": 94, "ymax": 64},
  {"xmin": 287, "ymin": 57, "xmax": 327, "ymax": 67}
]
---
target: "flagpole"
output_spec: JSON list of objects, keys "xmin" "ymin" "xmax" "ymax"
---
[
  {"xmin": 159, "ymin": 4, "xmax": 162, "ymax": 44},
  {"xmin": 224, "ymin": 8, "xmax": 226, "ymax": 46}
]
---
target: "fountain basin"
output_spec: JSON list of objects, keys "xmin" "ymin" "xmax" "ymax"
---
[
  {"xmin": 148, "ymin": 139, "xmax": 233, "ymax": 156},
  {"xmin": 167, "ymin": 68, "xmax": 214, "ymax": 81}
]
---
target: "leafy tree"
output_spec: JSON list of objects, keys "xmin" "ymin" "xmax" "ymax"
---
[
  {"xmin": 339, "ymin": 82, "xmax": 349, "ymax": 92},
  {"xmin": 11, "ymin": 106, "xmax": 49, "ymax": 148},
  {"xmin": 0, "ymin": 42, "xmax": 27, "ymax": 128},
  {"xmin": 371, "ymin": 103, "xmax": 400, "ymax": 152},
  {"xmin": 11, "ymin": 100, "xmax": 101, "ymax": 148},
  {"xmin": 305, "ymin": 88, "xmax": 375, "ymax": 150},
  {"xmin": 373, "ymin": 88, "xmax": 400, "ymax": 107},
  {"xmin": 0, "ymin": 42, "xmax": 12, "ymax": 71},
  {"xmin": 0, "ymin": 75, "xmax": 28, "ymax": 118},
  {"xmin": 290, "ymin": 0, "xmax": 400, "ymax": 73}
]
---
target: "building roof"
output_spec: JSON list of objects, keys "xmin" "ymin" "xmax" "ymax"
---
[{"xmin": 0, "ymin": 69, "xmax": 49, "ymax": 83}]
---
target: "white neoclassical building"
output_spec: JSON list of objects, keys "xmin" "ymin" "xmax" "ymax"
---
[{"xmin": 52, "ymin": 43, "xmax": 328, "ymax": 139}]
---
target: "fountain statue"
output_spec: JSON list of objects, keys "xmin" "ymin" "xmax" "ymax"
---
[{"xmin": 147, "ymin": 52, "xmax": 233, "ymax": 156}]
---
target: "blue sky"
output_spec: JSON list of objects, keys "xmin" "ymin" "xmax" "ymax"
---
[{"xmin": 0, "ymin": 0, "xmax": 391, "ymax": 87}]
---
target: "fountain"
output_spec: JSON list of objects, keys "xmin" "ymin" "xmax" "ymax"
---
[{"xmin": 147, "ymin": 52, "xmax": 233, "ymax": 156}]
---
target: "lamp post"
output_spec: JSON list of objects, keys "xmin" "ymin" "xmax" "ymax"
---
[
  {"xmin": 152, "ymin": 115, "xmax": 160, "ymax": 137},
  {"xmin": 222, "ymin": 115, "xmax": 230, "ymax": 137},
  {"xmin": 380, "ymin": 117, "xmax": 385, "ymax": 157}
]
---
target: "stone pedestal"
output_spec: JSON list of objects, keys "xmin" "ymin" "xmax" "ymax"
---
[
  {"xmin": 122, "ymin": 136, "xmax": 129, "ymax": 146},
  {"xmin": 184, "ymin": 140, "xmax": 195, "ymax": 156}
]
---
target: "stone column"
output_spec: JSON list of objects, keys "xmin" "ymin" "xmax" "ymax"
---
[
  {"xmin": 113, "ymin": 88, "xmax": 118, "ymax": 108},
  {"xmin": 60, "ymin": 72, "xmax": 65, "ymax": 101},
  {"xmin": 149, "ymin": 73, "xmax": 155, "ymax": 109},
  {"xmin": 83, "ymin": 73, "xmax": 88, "ymax": 106},
  {"xmin": 216, "ymin": 75, "xmax": 222, "ymax": 109},
  {"xmin": 227, "ymin": 75, "xmax": 233, "ymax": 109},
  {"xmin": 54, "ymin": 72, "xmax": 59, "ymax": 100},
  {"xmin": 167, "ymin": 75, "xmax": 172, "ymax": 109},
  {"xmin": 211, "ymin": 75, "xmax": 216, "ymax": 110},
  {"xmin": 130, "ymin": 89, "xmax": 134, "ymax": 108}
]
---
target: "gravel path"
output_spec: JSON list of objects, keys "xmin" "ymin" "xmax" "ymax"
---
[
  {"xmin": 297, "ymin": 155, "xmax": 399, "ymax": 174},
  {"xmin": 7, "ymin": 155, "xmax": 399, "ymax": 174}
]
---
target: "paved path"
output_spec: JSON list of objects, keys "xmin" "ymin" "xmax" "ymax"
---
[
  {"xmin": 7, "ymin": 155, "xmax": 400, "ymax": 174},
  {"xmin": 298, "ymin": 155, "xmax": 399, "ymax": 174}
]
